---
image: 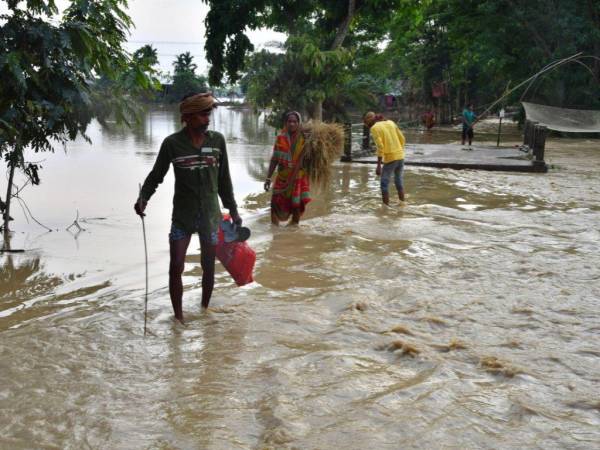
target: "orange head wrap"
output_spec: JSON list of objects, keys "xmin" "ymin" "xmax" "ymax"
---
[{"xmin": 179, "ymin": 92, "xmax": 217, "ymax": 116}]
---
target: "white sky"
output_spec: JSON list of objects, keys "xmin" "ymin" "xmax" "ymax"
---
[
  {"xmin": 125, "ymin": 0, "xmax": 285, "ymax": 76},
  {"xmin": 1, "ymin": 0, "xmax": 285, "ymax": 77}
]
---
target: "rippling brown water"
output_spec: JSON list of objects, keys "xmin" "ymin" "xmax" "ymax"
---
[{"xmin": 1, "ymin": 108, "xmax": 599, "ymax": 449}]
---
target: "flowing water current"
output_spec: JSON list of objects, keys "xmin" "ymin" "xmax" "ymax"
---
[{"xmin": 1, "ymin": 107, "xmax": 599, "ymax": 449}]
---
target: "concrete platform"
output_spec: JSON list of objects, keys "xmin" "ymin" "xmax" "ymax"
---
[{"xmin": 349, "ymin": 143, "xmax": 547, "ymax": 173}]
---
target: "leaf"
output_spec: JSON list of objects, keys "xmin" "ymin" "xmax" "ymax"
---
[{"xmin": 6, "ymin": 53, "xmax": 26, "ymax": 89}]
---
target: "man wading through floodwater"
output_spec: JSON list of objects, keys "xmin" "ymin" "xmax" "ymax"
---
[
  {"xmin": 134, "ymin": 92, "xmax": 241, "ymax": 323},
  {"xmin": 363, "ymin": 111, "xmax": 407, "ymax": 206}
]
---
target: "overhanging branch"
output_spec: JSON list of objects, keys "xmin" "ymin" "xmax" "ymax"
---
[{"xmin": 330, "ymin": 0, "xmax": 356, "ymax": 50}]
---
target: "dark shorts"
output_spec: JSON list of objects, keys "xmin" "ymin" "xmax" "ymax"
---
[
  {"xmin": 462, "ymin": 125, "xmax": 474, "ymax": 140},
  {"xmin": 169, "ymin": 221, "xmax": 218, "ymax": 245}
]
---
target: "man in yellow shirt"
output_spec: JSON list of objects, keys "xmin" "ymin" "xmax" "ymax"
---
[{"xmin": 363, "ymin": 111, "xmax": 406, "ymax": 205}]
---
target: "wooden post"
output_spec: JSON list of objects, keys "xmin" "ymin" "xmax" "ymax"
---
[
  {"xmin": 362, "ymin": 124, "xmax": 370, "ymax": 151},
  {"xmin": 529, "ymin": 124, "xmax": 538, "ymax": 161},
  {"xmin": 531, "ymin": 122, "xmax": 539, "ymax": 153},
  {"xmin": 341, "ymin": 122, "xmax": 352, "ymax": 162},
  {"xmin": 532, "ymin": 124, "xmax": 548, "ymax": 172},
  {"xmin": 496, "ymin": 117, "xmax": 503, "ymax": 147},
  {"xmin": 496, "ymin": 108, "xmax": 505, "ymax": 147},
  {"xmin": 533, "ymin": 124, "xmax": 548, "ymax": 162},
  {"xmin": 526, "ymin": 120, "xmax": 538, "ymax": 149}
]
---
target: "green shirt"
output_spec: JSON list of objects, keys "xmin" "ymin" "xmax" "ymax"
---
[
  {"xmin": 140, "ymin": 128, "xmax": 237, "ymax": 235},
  {"xmin": 463, "ymin": 109, "xmax": 476, "ymax": 126}
]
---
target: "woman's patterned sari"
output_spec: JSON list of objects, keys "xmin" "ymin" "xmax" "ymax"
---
[{"xmin": 271, "ymin": 130, "xmax": 311, "ymax": 220}]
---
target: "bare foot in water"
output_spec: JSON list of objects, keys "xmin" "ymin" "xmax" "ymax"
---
[{"xmin": 174, "ymin": 315, "xmax": 186, "ymax": 326}]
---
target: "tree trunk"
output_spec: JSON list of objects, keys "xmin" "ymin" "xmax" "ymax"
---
[
  {"xmin": 330, "ymin": 0, "xmax": 356, "ymax": 50},
  {"xmin": 3, "ymin": 161, "xmax": 15, "ymax": 236},
  {"xmin": 313, "ymin": 100, "xmax": 323, "ymax": 122}
]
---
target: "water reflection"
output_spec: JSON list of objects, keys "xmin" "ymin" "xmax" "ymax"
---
[
  {"xmin": 0, "ymin": 251, "xmax": 64, "ymax": 326},
  {"xmin": 245, "ymin": 147, "xmax": 272, "ymax": 183},
  {"xmin": 239, "ymin": 108, "xmax": 274, "ymax": 145},
  {"xmin": 96, "ymin": 107, "xmax": 180, "ymax": 162}
]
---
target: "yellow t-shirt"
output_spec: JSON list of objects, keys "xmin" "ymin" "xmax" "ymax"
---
[{"xmin": 370, "ymin": 120, "xmax": 405, "ymax": 163}]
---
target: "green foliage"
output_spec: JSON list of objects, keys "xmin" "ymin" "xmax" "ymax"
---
[
  {"xmin": 204, "ymin": 0, "xmax": 401, "ymax": 119},
  {"xmin": 173, "ymin": 51, "xmax": 198, "ymax": 75},
  {"xmin": 133, "ymin": 44, "xmax": 159, "ymax": 67},
  {"xmin": 165, "ymin": 52, "xmax": 208, "ymax": 102},
  {"xmin": 93, "ymin": 44, "xmax": 161, "ymax": 115},
  {"xmin": 203, "ymin": 0, "xmax": 402, "ymax": 86},
  {"xmin": 0, "ymin": 0, "xmax": 160, "ymax": 231},
  {"xmin": 385, "ymin": 0, "xmax": 600, "ymax": 112},
  {"xmin": 0, "ymin": 0, "xmax": 157, "ymax": 160},
  {"xmin": 167, "ymin": 72, "xmax": 209, "ymax": 103},
  {"xmin": 206, "ymin": 0, "xmax": 598, "ymax": 120},
  {"xmin": 241, "ymin": 37, "xmax": 356, "ymax": 124}
]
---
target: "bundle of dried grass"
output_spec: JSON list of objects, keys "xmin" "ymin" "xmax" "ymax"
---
[{"xmin": 301, "ymin": 121, "xmax": 344, "ymax": 190}]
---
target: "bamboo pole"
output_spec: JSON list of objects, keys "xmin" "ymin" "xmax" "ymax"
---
[
  {"xmin": 341, "ymin": 122, "xmax": 352, "ymax": 162},
  {"xmin": 472, "ymin": 52, "xmax": 584, "ymax": 126},
  {"xmin": 138, "ymin": 184, "xmax": 149, "ymax": 336}
]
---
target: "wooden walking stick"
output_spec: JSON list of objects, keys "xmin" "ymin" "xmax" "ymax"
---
[{"xmin": 138, "ymin": 184, "xmax": 149, "ymax": 336}]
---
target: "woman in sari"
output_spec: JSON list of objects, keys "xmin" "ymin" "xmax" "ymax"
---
[{"xmin": 263, "ymin": 111, "xmax": 311, "ymax": 225}]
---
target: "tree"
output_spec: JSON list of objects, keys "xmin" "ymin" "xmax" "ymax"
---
[
  {"xmin": 128, "ymin": 45, "xmax": 161, "ymax": 101},
  {"xmin": 0, "ymin": 0, "xmax": 157, "ymax": 243},
  {"xmin": 92, "ymin": 43, "xmax": 161, "ymax": 115},
  {"xmin": 240, "ymin": 39, "xmax": 355, "ymax": 125},
  {"xmin": 384, "ymin": 0, "xmax": 600, "ymax": 119},
  {"xmin": 133, "ymin": 44, "xmax": 159, "ymax": 68},
  {"xmin": 203, "ymin": 0, "xmax": 401, "ymax": 120},
  {"xmin": 166, "ymin": 52, "xmax": 208, "ymax": 102},
  {"xmin": 173, "ymin": 51, "xmax": 198, "ymax": 75}
]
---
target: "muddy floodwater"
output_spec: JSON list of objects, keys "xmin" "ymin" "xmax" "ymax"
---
[{"xmin": 1, "ymin": 107, "xmax": 599, "ymax": 449}]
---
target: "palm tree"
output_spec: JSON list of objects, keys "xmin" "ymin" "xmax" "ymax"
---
[
  {"xmin": 173, "ymin": 52, "xmax": 197, "ymax": 75},
  {"xmin": 133, "ymin": 44, "xmax": 158, "ymax": 67}
]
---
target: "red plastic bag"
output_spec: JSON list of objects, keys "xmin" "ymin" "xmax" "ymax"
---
[{"xmin": 216, "ymin": 214, "xmax": 256, "ymax": 286}]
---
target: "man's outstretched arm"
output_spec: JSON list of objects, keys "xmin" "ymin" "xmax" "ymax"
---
[{"xmin": 135, "ymin": 141, "xmax": 171, "ymax": 216}]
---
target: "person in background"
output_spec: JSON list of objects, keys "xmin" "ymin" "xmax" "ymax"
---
[
  {"xmin": 462, "ymin": 103, "xmax": 477, "ymax": 146},
  {"xmin": 363, "ymin": 111, "xmax": 406, "ymax": 206},
  {"xmin": 263, "ymin": 111, "xmax": 311, "ymax": 225},
  {"xmin": 134, "ymin": 92, "xmax": 241, "ymax": 323},
  {"xmin": 421, "ymin": 108, "xmax": 436, "ymax": 130}
]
